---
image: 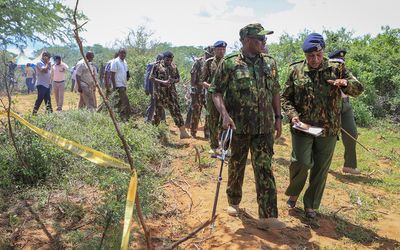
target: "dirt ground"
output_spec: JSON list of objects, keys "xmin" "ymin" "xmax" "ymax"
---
[{"xmin": 145, "ymin": 122, "xmax": 400, "ymax": 249}]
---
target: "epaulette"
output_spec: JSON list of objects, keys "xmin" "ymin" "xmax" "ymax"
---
[
  {"xmin": 205, "ymin": 57, "xmax": 215, "ymax": 63},
  {"xmin": 261, "ymin": 53, "xmax": 274, "ymax": 59},
  {"xmin": 224, "ymin": 51, "xmax": 240, "ymax": 60},
  {"xmin": 289, "ymin": 60, "xmax": 305, "ymax": 67}
]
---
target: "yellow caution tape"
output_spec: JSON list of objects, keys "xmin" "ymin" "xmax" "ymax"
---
[
  {"xmin": 0, "ymin": 111, "xmax": 137, "ymax": 249},
  {"xmin": 121, "ymin": 174, "xmax": 138, "ymax": 249}
]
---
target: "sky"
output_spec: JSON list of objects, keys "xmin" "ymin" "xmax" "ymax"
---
[{"xmin": 9, "ymin": 0, "xmax": 400, "ymax": 56}]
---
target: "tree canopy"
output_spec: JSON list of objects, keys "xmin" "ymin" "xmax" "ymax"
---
[{"xmin": 0, "ymin": 0, "xmax": 85, "ymax": 48}]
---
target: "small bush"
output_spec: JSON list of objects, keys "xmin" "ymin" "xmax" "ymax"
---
[{"xmin": 351, "ymin": 99, "xmax": 375, "ymax": 127}]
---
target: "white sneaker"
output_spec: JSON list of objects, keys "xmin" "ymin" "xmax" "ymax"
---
[
  {"xmin": 227, "ymin": 205, "xmax": 239, "ymax": 216},
  {"xmin": 209, "ymin": 148, "xmax": 217, "ymax": 154},
  {"xmin": 342, "ymin": 167, "xmax": 361, "ymax": 175},
  {"xmin": 257, "ymin": 218, "xmax": 286, "ymax": 230}
]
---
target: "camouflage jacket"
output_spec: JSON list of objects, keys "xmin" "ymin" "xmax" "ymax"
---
[
  {"xmin": 281, "ymin": 58, "xmax": 364, "ymax": 136},
  {"xmin": 200, "ymin": 56, "xmax": 223, "ymax": 85},
  {"xmin": 150, "ymin": 60, "xmax": 180, "ymax": 92},
  {"xmin": 209, "ymin": 51, "xmax": 280, "ymax": 135},
  {"xmin": 190, "ymin": 57, "xmax": 205, "ymax": 94}
]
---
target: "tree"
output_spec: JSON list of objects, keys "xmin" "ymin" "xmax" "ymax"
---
[{"xmin": 0, "ymin": 0, "xmax": 86, "ymax": 48}]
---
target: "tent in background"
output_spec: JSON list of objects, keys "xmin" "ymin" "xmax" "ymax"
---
[{"xmin": 14, "ymin": 50, "xmax": 33, "ymax": 66}]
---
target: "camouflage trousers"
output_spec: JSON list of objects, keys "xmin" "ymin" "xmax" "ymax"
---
[
  {"xmin": 190, "ymin": 93, "xmax": 208, "ymax": 136},
  {"xmin": 206, "ymin": 94, "xmax": 220, "ymax": 149},
  {"xmin": 227, "ymin": 133, "xmax": 278, "ymax": 218},
  {"xmin": 153, "ymin": 84, "xmax": 184, "ymax": 127}
]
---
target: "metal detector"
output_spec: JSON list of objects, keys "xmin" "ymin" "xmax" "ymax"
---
[{"xmin": 210, "ymin": 127, "xmax": 233, "ymax": 225}]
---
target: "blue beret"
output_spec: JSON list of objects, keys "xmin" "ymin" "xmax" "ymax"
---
[
  {"xmin": 163, "ymin": 51, "xmax": 174, "ymax": 58},
  {"xmin": 213, "ymin": 40, "xmax": 227, "ymax": 48},
  {"xmin": 302, "ymin": 33, "xmax": 325, "ymax": 53},
  {"xmin": 328, "ymin": 49, "xmax": 347, "ymax": 59}
]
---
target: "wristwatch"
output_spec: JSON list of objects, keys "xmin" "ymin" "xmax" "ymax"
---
[{"xmin": 275, "ymin": 114, "xmax": 283, "ymax": 120}]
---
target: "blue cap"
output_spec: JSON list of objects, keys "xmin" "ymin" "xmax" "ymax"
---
[
  {"xmin": 213, "ymin": 40, "xmax": 227, "ymax": 48},
  {"xmin": 328, "ymin": 49, "xmax": 347, "ymax": 59},
  {"xmin": 302, "ymin": 33, "xmax": 325, "ymax": 53}
]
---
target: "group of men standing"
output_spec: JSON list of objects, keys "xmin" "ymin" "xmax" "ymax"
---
[
  {"xmin": 31, "ymin": 48, "xmax": 131, "ymax": 118},
  {"xmin": 186, "ymin": 40, "xmax": 227, "ymax": 154},
  {"xmin": 32, "ymin": 51, "xmax": 69, "ymax": 114},
  {"xmin": 29, "ymin": 23, "xmax": 364, "ymax": 231}
]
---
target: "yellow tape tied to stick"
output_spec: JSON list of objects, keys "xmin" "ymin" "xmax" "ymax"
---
[{"xmin": 0, "ymin": 111, "xmax": 137, "ymax": 250}]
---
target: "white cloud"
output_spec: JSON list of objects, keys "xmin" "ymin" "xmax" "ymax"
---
[
  {"xmin": 264, "ymin": 0, "xmax": 400, "ymax": 42},
  {"xmin": 35, "ymin": 0, "xmax": 400, "ymax": 51}
]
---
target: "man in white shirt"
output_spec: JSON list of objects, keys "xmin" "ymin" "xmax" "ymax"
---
[{"xmin": 110, "ymin": 48, "xmax": 131, "ymax": 120}]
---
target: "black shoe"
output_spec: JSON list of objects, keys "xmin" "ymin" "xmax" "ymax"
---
[
  {"xmin": 287, "ymin": 199, "xmax": 297, "ymax": 209},
  {"xmin": 305, "ymin": 210, "xmax": 317, "ymax": 219}
]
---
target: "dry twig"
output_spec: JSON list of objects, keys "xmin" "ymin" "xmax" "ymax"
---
[
  {"xmin": 163, "ymin": 218, "xmax": 215, "ymax": 250},
  {"xmin": 170, "ymin": 179, "xmax": 193, "ymax": 213},
  {"xmin": 0, "ymin": 51, "xmax": 29, "ymax": 170}
]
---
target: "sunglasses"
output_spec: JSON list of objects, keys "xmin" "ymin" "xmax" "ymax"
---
[{"xmin": 248, "ymin": 36, "xmax": 267, "ymax": 42}]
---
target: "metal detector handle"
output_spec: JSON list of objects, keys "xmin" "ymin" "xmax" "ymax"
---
[
  {"xmin": 219, "ymin": 127, "xmax": 233, "ymax": 161},
  {"xmin": 221, "ymin": 127, "xmax": 232, "ymax": 151}
]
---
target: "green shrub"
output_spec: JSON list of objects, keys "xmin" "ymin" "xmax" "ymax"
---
[
  {"xmin": 352, "ymin": 99, "xmax": 375, "ymax": 127},
  {"xmin": 0, "ymin": 110, "xmax": 169, "ymax": 219}
]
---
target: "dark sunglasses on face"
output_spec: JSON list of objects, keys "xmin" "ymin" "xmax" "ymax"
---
[{"xmin": 248, "ymin": 36, "xmax": 267, "ymax": 42}]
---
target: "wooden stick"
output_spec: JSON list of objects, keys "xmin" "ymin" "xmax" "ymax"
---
[
  {"xmin": 163, "ymin": 218, "xmax": 215, "ymax": 250},
  {"xmin": 341, "ymin": 127, "xmax": 370, "ymax": 152}
]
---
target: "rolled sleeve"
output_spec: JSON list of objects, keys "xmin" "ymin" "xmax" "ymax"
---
[{"xmin": 342, "ymin": 70, "xmax": 364, "ymax": 97}]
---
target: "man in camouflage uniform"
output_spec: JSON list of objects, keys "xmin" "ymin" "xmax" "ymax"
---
[
  {"xmin": 210, "ymin": 23, "xmax": 286, "ymax": 230},
  {"xmin": 328, "ymin": 49, "xmax": 362, "ymax": 175},
  {"xmin": 150, "ymin": 51, "xmax": 190, "ymax": 139},
  {"xmin": 201, "ymin": 40, "xmax": 227, "ymax": 154},
  {"xmin": 189, "ymin": 46, "xmax": 214, "ymax": 138},
  {"xmin": 281, "ymin": 33, "xmax": 364, "ymax": 219}
]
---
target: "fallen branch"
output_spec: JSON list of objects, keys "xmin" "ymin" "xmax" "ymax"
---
[
  {"xmin": 163, "ymin": 218, "xmax": 215, "ymax": 250},
  {"xmin": 170, "ymin": 180, "xmax": 193, "ymax": 213}
]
